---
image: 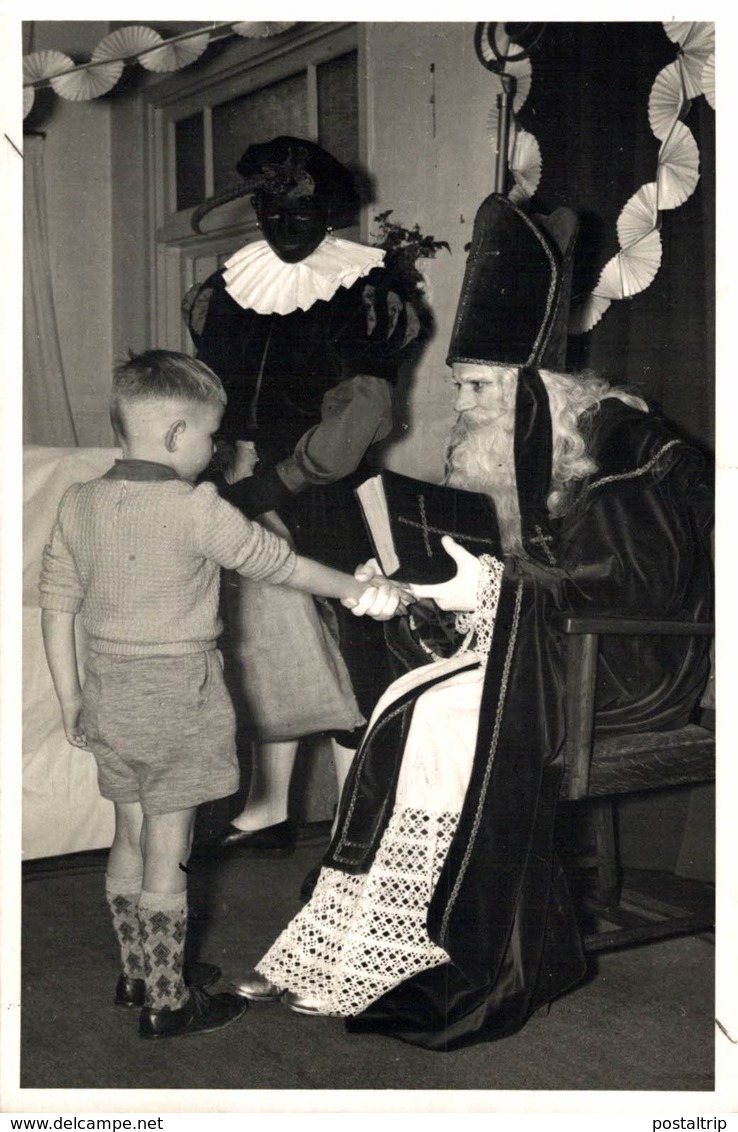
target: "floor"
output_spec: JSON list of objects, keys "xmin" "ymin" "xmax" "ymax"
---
[{"xmin": 14, "ymin": 827, "xmax": 717, "ymax": 1109}]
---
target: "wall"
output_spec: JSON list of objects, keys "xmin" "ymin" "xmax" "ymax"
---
[
  {"xmin": 27, "ymin": 23, "xmax": 507, "ymax": 472},
  {"xmin": 364, "ymin": 22, "xmax": 499, "ymax": 481},
  {"xmin": 28, "ymin": 22, "xmax": 115, "ymax": 447},
  {"xmin": 25, "ymin": 21, "xmax": 715, "ymax": 461},
  {"xmin": 25, "ymin": 21, "xmax": 210, "ymax": 446}
]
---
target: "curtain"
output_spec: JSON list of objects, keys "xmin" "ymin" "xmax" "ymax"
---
[
  {"xmin": 23, "ymin": 135, "xmax": 78, "ymax": 446},
  {"xmin": 519, "ymin": 22, "xmax": 715, "ymax": 453}
]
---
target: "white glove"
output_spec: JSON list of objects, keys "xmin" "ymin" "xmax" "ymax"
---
[{"xmin": 408, "ymin": 536, "xmax": 481, "ymax": 611}]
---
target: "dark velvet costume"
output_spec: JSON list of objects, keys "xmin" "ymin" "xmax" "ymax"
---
[
  {"xmin": 320, "ymin": 398, "xmax": 712, "ymax": 1050},
  {"xmin": 186, "ymin": 263, "xmax": 422, "ymax": 726}
]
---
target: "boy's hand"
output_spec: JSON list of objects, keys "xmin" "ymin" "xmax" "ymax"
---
[
  {"xmin": 62, "ymin": 701, "xmax": 89, "ymax": 750},
  {"xmin": 342, "ymin": 560, "xmax": 411, "ymax": 621},
  {"xmin": 225, "ymin": 440, "xmax": 258, "ymax": 484},
  {"xmin": 346, "ymin": 581, "xmax": 407, "ymax": 620}
]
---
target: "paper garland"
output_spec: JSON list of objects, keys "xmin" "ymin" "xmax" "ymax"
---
[
  {"xmin": 664, "ymin": 22, "xmax": 715, "ymax": 100},
  {"xmin": 23, "ymin": 49, "xmax": 75, "ymax": 82},
  {"xmin": 233, "ymin": 22, "xmax": 297, "ymax": 39},
  {"xmin": 141, "ymin": 33, "xmax": 210, "ymax": 73},
  {"xmin": 508, "ymin": 130, "xmax": 542, "ymax": 205},
  {"xmin": 595, "ymin": 229, "xmax": 663, "ymax": 301},
  {"xmin": 23, "ymin": 22, "xmax": 296, "ymax": 115},
  {"xmin": 91, "ymin": 25, "xmax": 163, "ymax": 64},
  {"xmin": 656, "ymin": 120, "xmax": 700, "ymax": 211},
  {"xmin": 701, "ymin": 55, "xmax": 715, "ymax": 110},
  {"xmin": 648, "ymin": 60, "xmax": 689, "ymax": 140},
  {"xmin": 569, "ymin": 20, "xmax": 714, "ymax": 335},
  {"xmin": 52, "ymin": 57, "xmax": 123, "ymax": 102}
]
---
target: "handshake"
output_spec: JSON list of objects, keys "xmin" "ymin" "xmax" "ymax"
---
[
  {"xmin": 341, "ymin": 559, "xmax": 412, "ymax": 621},
  {"xmin": 341, "ymin": 536, "xmax": 483, "ymax": 620}
]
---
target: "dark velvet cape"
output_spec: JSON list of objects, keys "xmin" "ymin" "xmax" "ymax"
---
[{"xmin": 322, "ymin": 399, "xmax": 712, "ymax": 1051}]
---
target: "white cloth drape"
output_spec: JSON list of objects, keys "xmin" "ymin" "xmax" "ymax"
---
[
  {"xmin": 23, "ymin": 136, "xmax": 78, "ymax": 446},
  {"xmin": 23, "ymin": 446, "xmax": 120, "ymax": 859}
]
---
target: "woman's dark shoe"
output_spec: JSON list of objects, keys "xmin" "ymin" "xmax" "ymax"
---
[
  {"xmin": 139, "ymin": 987, "xmax": 248, "ymax": 1039},
  {"xmin": 204, "ymin": 819, "xmax": 297, "ymax": 858},
  {"xmin": 115, "ymin": 960, "xmax": 221, "ymax": 1007}
]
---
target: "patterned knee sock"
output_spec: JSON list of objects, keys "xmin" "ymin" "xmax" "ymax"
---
[
  {"xmin": 138, "ymin": 889, "xmax": 189, "ymax": 1010},
  {"xmin": 105, "ymin": 874, "xmax": 145, "ymax": 980}
]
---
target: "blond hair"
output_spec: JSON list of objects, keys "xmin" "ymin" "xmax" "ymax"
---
[
  {"xmin": 111, "ymin": 350, "xmax": 226, "ymax": 442},
  {"xmin": 540, "ymin": 369, "xmax": 648, "ymax": 516}
]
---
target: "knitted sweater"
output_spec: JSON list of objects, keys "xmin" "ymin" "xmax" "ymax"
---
[{"xmin": 39, "ymin": 460, "xmax": 297, "ymax": 657}]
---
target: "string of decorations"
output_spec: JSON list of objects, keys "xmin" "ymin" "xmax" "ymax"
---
[
  {"xmin": 22, "ymin": 22, "xmax": 296, "ymax": 118},
  {"xmin": 477, "ymin": 22, "xmax": 715, "ymax": 336},
  {"xmin": 569, "ymin": 21, "xmax": 714, "ymax": 335}
]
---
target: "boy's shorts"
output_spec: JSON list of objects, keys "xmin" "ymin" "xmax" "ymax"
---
[{"xmin": 81, "ymin": 650, "xmax": 239, "ymax": 815}]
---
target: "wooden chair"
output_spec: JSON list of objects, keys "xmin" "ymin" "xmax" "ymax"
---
[{"xmin": 554, "ymin": 613, "xmax": 715, "ymax": 952}]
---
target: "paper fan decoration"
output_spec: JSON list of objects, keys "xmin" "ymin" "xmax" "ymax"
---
[
  {"xmin": 51, "ymin": 58, "xmax": 123, "ymax": 101},
  {"xmin": 570, "ymin": 22, "xmax": 713, "ymax": 337},
  {"xmin": 23, "ymin": 50, "xmax": 75, "ymax": 83},
  {"xmin": 595, "ymin": 229, "xmax": 662, "ymax": 301},
  {"xmin": 569, "ymin": 294, "xmax": 611, "ymax": 336},
  {"xmin": 141, "ymin": 32, "xmax": 210, "ymax": 73},
  {"xmin": 648, "ymin": 61, "xmax": 689, "ymax": 140},
  {"xmin": 92, "ymin": 25, "xmax": 163, "ymax": 65},
  {"xmin": 233, "ymin": 22, "xmax": 296, "ymax": 38},
  {"xmin": 508, "ymin": 130, "xmax": 542, "ymax": 204},
  {"xmin": 664, "ymin": 21, "xmax": 714, "ymax": 54},
  {"xmin": 664, "ymin": 22, "xmax": 715, "ymax": 100},
  {"xmin": 702, "ymin": 55, "xmax": 715, "ymax": 109},
  {"xmin": 617, "ymin": 183, "xmax": 659, "ymax": 249},
  {"xmin": 656, "ymin": 120, "xmax": 699, "ymax": 210}
]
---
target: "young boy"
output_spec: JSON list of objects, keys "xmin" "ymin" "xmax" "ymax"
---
[{"xmin": 39, "ymin": 349, "xmax": 404, "ymax": 1040}]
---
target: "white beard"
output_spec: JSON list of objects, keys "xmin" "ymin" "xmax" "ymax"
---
[{"xmin": 445, "ymin": 408, "xmax": 523, "ymax": 556}]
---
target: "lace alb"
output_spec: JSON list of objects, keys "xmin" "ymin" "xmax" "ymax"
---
[
  {"xmin": 256, "ymin": 807, "xmax": 457, "ymax": 1015},
  {"xmin": 454, "ymin": 553, "xmax": 505, "ymax": 666},
  {"xmin": 255, "ymin": 556, "xmax": 505, "ymax": 1016}
]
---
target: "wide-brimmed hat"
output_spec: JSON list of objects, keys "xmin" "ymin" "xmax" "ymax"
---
[
  {"xmin": 446, "ymin": 193, "xmax": 578, "ymax": 371},
  {"xmin": 191, "ymin": 135, "xmax": 358, "ymax": 234}
]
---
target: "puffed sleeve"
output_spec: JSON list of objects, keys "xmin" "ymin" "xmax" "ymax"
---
[{"xmin": 276, "ymin": 373, "xmax": 394, "ymax": 492}]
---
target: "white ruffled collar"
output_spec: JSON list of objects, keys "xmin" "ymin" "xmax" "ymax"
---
[{"xmin": 223, "ymin": 235, "xmax": 386, "ymax": 316}]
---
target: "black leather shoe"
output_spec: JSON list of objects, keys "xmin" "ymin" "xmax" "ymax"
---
[
  {"xmin": 203, "ymin": 820, "xmax": 297, "ymax": 858},
  {"xmin": 115, "ymin": 960, "xmax": 221, "ymax": 1008},
  {"xmin": 139, "ymin": 987, "xmax": 248, "ymax": 1039}
]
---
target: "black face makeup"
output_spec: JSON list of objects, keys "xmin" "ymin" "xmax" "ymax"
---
[{"xmin": 255, "ymin": 196, "xmax": 330, "ymax": 263}]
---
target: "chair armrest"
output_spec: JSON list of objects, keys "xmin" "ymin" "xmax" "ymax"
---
[
  {"xmin": 553, "ymin": 614, "xmax": 714, "ymax": 637},
  {"xmin": 562, "ymin": 632, "xmax": 599, "ymax": 799},
  {"xmin": 556, "ymin": 614, "xmax": 714, "ymax": 801}
]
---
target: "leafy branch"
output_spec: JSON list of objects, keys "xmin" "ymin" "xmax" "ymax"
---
[{"xmin": 371, "ymin": 210, "xmax": 450, "ymax": 274}]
